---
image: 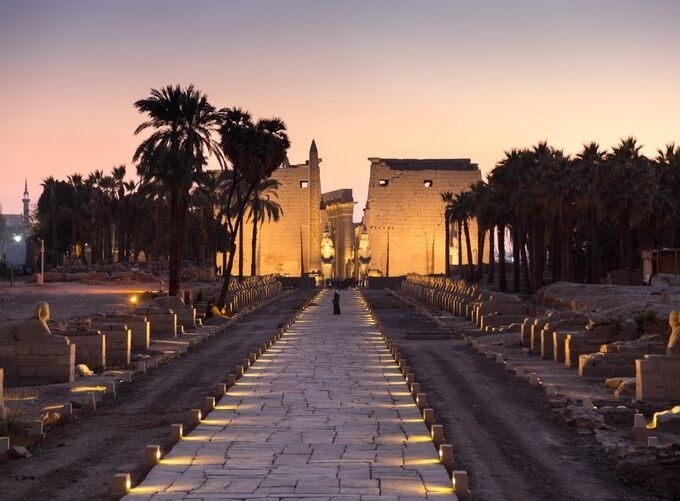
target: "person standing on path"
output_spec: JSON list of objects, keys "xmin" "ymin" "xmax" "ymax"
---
[{"xmin": 332, "ymin": 291, "xmax": 341, "ymax": 314}]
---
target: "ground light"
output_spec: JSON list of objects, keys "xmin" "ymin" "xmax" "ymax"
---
[
  {"xmin": 130, "ymin": 295, "xmax": 139, "ymax": 305},
  {"xmin": 112, "ymin": 473, "xmax": 131, "ymax": 496}
]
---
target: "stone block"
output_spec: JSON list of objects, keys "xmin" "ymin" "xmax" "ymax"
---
[
  {"xmin": 103, "ymin": 330, "xmax": 131, "ymax": 366},
  {"xmin": 565, "ymin": 334, "xmax": 603, "ymax": 368},
  {"xmin": 579, "ymin": 352, "xmax": 638, "ymax": 378},
  {"xmin": 93, "ymin": 318, "xmax": 150, "ymax": 351},
  {"xmin": 0, "ymin": 339, "xmax": 74, "ymax": 385}
]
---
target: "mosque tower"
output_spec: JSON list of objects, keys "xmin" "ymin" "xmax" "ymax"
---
[
  {"xmin": 22, "ymin": 178, "xmax": 30, "ymax": 228},
  {"xmin": 308, "ymin": 140, "xmax": 322, "ymax": 272}
]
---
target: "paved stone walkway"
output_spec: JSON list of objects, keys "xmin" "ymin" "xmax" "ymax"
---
[{"xmin": 125, "ymin": 289, "xmax": 456, "ymax": 500}]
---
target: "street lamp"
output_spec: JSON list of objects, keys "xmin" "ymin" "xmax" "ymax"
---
[{"xmin": 38, "ymin": 238, "xmax": 44, "ymax": 285}]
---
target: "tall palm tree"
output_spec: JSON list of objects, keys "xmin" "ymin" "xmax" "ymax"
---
[
  {"xmin": 604, "ymin": 137, "xmax": 653, "ymax": 269},
  {"xmin": 111, "ymin": 165, "xmax": 127, "ymax": 263},
  {"xmin": 217, "ymin": 109, "xmax": 289, "ymax": 307},
  {"xmin": 469, "ymin": 180, "xmax": 492, "ymax": 281},
  {"xmin": 67, "ymin": 173, "xmax": 86, "ymax": 260},
  {"xmin": 440, "ymin": 192, "xmax": 454, "ymax": 277},
  {"xmin": 41, "ymin": 176, "xmax": 59, "ymax": 266},
  {"xmin": 654, "ymin": 143, "xmax": 680, "ymax": 247},
  {"xmin": 574, "ymin": 142, "xmax": 606, "ymax": 283},
  {"xmin": 247, "ymin": 177, "xmax": 283, "ymax": 276},
  {"xmin": 133, "ymin": 84, "xmax": 223, "ymax": 297},
  {"xmin": 449, "ymin": 190, "xmax": 475, "ymax": 280}
]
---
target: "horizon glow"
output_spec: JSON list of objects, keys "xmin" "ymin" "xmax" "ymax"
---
[{"xmin": 1, "ymin": 0, "xmax": 679, "ymax": 220}]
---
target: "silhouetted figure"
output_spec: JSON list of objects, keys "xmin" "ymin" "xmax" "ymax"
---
[{"xmin": 333, "ymin": 291, "xmax": 341, "ymax": 315}]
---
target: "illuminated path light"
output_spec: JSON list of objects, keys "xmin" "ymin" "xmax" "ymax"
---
[{"xmin": 125, "ymin": 289, "xmax": 456, "ymax": 499}]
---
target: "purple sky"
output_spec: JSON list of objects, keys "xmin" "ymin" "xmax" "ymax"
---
[{"xmin": 1, "ymin": 0, "xmax": 679, "ymax": 221}]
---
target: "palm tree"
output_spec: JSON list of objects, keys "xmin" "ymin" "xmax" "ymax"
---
[
  {"xmin": 604, "ymin": 137, "xmax": 653, "ymax": 269},
  {"xmin": 574, "ymin": 143, "xmax": 606, "ymax": 283},
  {"xmin": 247, "ymin": 177, "xmax": 283, "ymax": 276},
  {"xmin": 654, "ymin": 143, "xmax": 680, "ymax": 248},
  {"xmin": 133, "ymin": 84, "xmax": 223, "ymax": 297},
  {"xmin": 217, "ymin": 109, "xmax": 289, "ymax": 307},
  {"xmin": 469, "ymin": 180, "xmax": 492, "ymax": 281},
  {"xmin": 440, "ymin": 192, "xmax": 454, "ymax": 277},
  {"xmin": 41, "ymin": 176, "xmax": 59, "ymax": 266},
  {"xmin": 111, "ymin": 165, "xmax": 127, "ymax": 263},
  {"xmin": 67, "ymin": 173, "xmax": 86, "ymax": 261},
  {"xmin": 449, "ymin": 190, "xmax": 475, "ymax": 280}
]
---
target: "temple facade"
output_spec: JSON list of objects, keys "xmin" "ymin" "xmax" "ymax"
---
[
  {"xmin": 362, "ymin": 158, "xmax": 483, "ymax": 277},
  {"xmin": 227, "ymin": 144, "xmax": 484, "ymax": 280}
]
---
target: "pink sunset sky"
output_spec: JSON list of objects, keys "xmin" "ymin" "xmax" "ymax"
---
[{"xmin": 1, "ymin": 0, "xmax": 679, "ymax": 221}]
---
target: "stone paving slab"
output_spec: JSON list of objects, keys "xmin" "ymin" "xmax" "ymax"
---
[{"xmin": 125, "ymin": 289, "xmax": 456, "ymax": 500}]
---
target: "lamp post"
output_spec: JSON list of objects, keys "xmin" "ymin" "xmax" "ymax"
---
[{"xmin": 38, "ymin": 238, "xmax": 44, "ymax": 285}]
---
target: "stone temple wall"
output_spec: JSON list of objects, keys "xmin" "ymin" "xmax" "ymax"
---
[
  {"xmin": 363, "ymin": 158, "xmax": 483, "ymax": 277},
  {"xmin": 233, "ymin": 162, "xmax": 316, "ymax": 277}
]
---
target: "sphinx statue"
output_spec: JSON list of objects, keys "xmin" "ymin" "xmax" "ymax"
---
[
  {"xmin": 668, "ymin": 310, "xmax": 680, "ymax": 355},
  {"xmin": 0, "ymin": 301, "xmax": 53, "ymax": 342}
]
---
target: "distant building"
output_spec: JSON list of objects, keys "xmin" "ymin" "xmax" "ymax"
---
[{"xmin": 0, "ymin": 179, "xmax": 31, "ymax": 267}]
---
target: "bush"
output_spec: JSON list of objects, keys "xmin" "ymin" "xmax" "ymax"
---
[{"xmin": 634, "ymin": 308, "xmax": 659, "ymax": 333}]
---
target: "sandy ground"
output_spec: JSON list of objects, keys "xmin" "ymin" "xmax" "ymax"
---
[
  {"xmin": 362, "ymin": 289, "xmax": 662, "ymax": 501},
  {"xmin": 0, "ymin": 280, "xmax": 171, "ymax": 322}
]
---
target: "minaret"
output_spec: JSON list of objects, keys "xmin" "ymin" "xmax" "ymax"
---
[
  {"xmin": 22, "ymin": 178, "xmax": 30, "ymax": 228},
  {"xmin": 308, "ymin": 140, "xmax": 322, "ymax": 273}
]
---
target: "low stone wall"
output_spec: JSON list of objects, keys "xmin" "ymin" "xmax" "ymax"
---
[
  {"xmin": 636, "ymin": 355, "xmax": 680, "ymax": 401},
  {"xmin": 579, "ymin": 352, "xmax": 639, "ymax": 378},
  {"xmin": 151, "ymin": 297, "xmax": 197, "ymax": 331},
  {"xmin": 102, "ymin": 329, "xmax": 131, "ymax": 366},
  {"xmin": 91, "ymin": 318, "xmax": 150, "ymax": 351},
  {"xmin": 134, "ymin": 309, "xmax": 177, "ymax": 338},
  {"xmin": 53, "ymin": 330, "xmax": 106, "ymax": 369},
  {"xmin": 367, "ymin": 276, "xmax": 406, "ymax": 290},
  {"xmin": 0, "ymin": 337, "xmax": 75, "ymax": 385}
]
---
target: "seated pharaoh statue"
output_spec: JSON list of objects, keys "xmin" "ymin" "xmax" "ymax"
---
[{"xmin": 0, "ymin": 301, "xmax": 53, "ymax": 342}]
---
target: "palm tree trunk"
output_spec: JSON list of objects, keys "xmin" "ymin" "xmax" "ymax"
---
[
  {"xmin": 520, "ymin": 222, "xmax": 531, "ymax": 294},
  {"xmin": 476, "ymin": 223, "xmax": 485, "ymax": 281},
  {"xmin": 590, "ymin": 207, "xmax": 600, "ymax": 284},
  {"xmin": 498, "ymin": 225, "xmax": 507, "ymax": 291},
  {"xmin": 218, "ymin": 186, "xmax": 255, "ymax": 307},
  {"xmin": 512, "ymin": 224, "xmax": 520, "ymax": 293},
  {"xmin": 457, "ymin": 221, "xmax": 463, "ymax": 278},
  {"xmin": 551, "ymin": 216, "xmax": 561, "ymax": 282},
  {"xmin": 487, "ymin": 225, "xmax": 495, "ymax": 284},
  {"xmin": 250, "ymin": 207, "xmax": 259, "ymax": 277},
  {"xmin": 444, "ymin": 213, "xmax": 450, "ymax": 277},
  {"xmin": 238, "ymin": 224, "xmax": 244, "ymax": 282},
  {"xmin": 168, "ymin": 189, "xmax": 190, "ymax": 297},
  {"xmin": 463, "ymin": 219, "xmax": 474, "ymax": 280},
  {"xmin": 561, "ymin": 212, "xmax": 573, "ymax": 282}
]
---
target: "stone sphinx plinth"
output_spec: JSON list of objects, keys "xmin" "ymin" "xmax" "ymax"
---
[
  {"xmin": 635, "ymin": 311, "xmax": 680, "ymax": 401},
  {"xmin": 0, "ymin": 302, "xmax": 75, "ymax": 385}
]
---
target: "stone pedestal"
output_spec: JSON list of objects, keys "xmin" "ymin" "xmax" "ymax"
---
[
  {"xmin": 0, "ymin": 337, "xmax": 75, "ymax": 385},
  {"xmin": 636, "ymin": 355, "xmax": 680, "ymax": 401}
]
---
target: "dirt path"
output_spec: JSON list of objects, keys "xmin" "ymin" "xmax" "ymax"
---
[
  {"xmin": 362, "ymin": 289, "xmax": 661, "ymax": 501},
  {"xmin": 0, "ymin": 289, "xmax": 318, "ymax": 501}
]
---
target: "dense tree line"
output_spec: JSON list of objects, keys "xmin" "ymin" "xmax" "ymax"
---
[
  {"xmin": 34, "ymin": 84, "xmax": 286, "ymax": 303},
  {"xmin": 444, "ymin": 138, "xmax": 680, "ymax": 294}
]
